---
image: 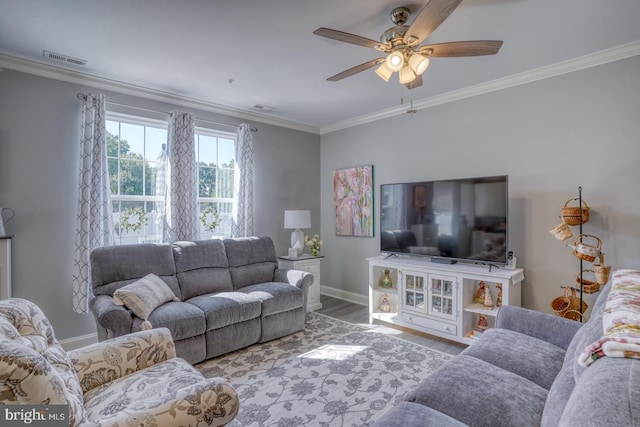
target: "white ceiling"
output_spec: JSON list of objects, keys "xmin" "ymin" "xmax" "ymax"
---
[{"xmin": 1, "ymin": 0, "xmax": 640, "ymax": 133}]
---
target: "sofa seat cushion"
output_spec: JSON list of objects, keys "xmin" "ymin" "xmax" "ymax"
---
[
  {"xmin": 238, "ymin": 282, "xmax": 304, "ymax": 316},
  {"xmin": 405, "ymin": 355, "xmax": 547, "ymax": 427},
  {"xmin": 462, "ymin": 328, "xmax": 566, "ymax": 389},
  {"xmin": 83, "ymin": 357, "xmax": 237, "ymax": 425},
  {"xmin": 373, "ymin": 402, "xmax": 467, "ymax": 427},
  {"xmin": 131, "ymin": 301, "xmax": 205, "ymax": 341},
  {"xmin": 187, "ymin": 292, "xmax": 262, "ymax": 330}
]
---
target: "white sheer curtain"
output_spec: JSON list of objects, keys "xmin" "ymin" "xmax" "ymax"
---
[
  {"xmin": 163, "ymin": 111, "xmax": 198, "ymax": 242},
  {"xmin": 72, "ymin": 93, "xmax": 114, "ymax": 314},
  {"xmin": 233, "ymin": 123, "xmax": 255, "ymax": 237}
]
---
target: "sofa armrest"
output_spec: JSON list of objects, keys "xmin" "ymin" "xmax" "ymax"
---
[
  {"xmin": 274, "ymin": 268, "xmax": 314, "ymax": 314},
  {"xmin": 69, "ymin": 327, "xmax": 177, "ymax": 394},
  {"xmin": 274, "ymin": 268, "xmax": 314, "ymax": 291},
  {"xmin": 89, "ymin": 294, "xmax": 133, "ymax": 339},
  {"xmin": 496, "ymin": 305, "xmax": 583, "ymax": 350}
]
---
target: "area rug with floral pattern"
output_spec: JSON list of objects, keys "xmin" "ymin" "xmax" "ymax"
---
[{"xmin": 196, "ymin": 312, "xmax": 452, "ymax": 426}]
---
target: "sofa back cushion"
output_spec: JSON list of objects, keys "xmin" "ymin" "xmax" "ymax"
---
[
  {"xmin": 0, "ymin": 298, "xmax": 87, "ymax": 426},
  {"xmin": 224, "ymin": 236, "xmax": 278, "ymax": 290},
  {"xmin": 172, "ymin": 240, "xmax": 234, "ymax": 300},
  {"xmin": 90, "ymin": 243, "xmax": 181, "ymax": 299}
]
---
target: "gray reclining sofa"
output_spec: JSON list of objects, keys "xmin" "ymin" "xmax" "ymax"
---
[
  {"xmin": 374, "ymin": 269, "xmax": 640, "ymax": 427},
  {"xmin": 89, "ymin": 236, "xmax": 313, "ymax": 364}
]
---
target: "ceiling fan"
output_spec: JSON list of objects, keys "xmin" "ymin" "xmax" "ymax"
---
[{"xmin": 314, "ymin": 0, "xmax": 503, "ymax": 89}]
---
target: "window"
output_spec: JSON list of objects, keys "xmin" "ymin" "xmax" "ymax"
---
[
  {"xmin": 106, "ymin": 113, "xmax": 236, "ymax": 244},
  {"xmin": 195, "ymin": 129, "xmax": 236, "ymax": 240}
]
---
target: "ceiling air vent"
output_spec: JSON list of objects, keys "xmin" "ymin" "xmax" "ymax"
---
[
  {"xmin": 43, "ymin": 50, "xmax": 87, "ymax": 66},
  {"xmin": 253, "ymin": 104, "xmax": 275, "ymax": 112}
]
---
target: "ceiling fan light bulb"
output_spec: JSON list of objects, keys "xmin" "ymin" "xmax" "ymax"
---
[
  {"xmin": 375, "ymin": 63, "xmax": 393, "ymax": 82},
  {"xmin": 385, "ymin": 51, "xmax": 404, "ymax": 72},
  {"xmin": 409, "ymin": 54, "xmax": 430, "ymax": 75},
  {"xmin": 398, "ymin": 66, "xmax": 416, "ymax": 84}
]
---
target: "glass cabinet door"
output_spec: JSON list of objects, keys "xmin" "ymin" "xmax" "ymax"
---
[
  {"xmin": 403, "ymin": 272, "xmax": 425, "ymax": 312},
  {"xmin": 428, "ymin": 275, "xmax": 456, "ymax": 319}
]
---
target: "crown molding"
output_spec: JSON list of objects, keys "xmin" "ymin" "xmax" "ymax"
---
[
  {"xmin": 320, "ymin": 40, "xmax": 640, "ymax": 135},
  {"xmin": 0, "ymin": 53, "xmax": 321, "ymax": 135},
  {"xmin": 2, "ymin": 41, "xmax": 639, "ymax": 137}
]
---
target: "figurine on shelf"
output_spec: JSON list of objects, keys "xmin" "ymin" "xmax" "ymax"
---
[
  {"xmin": 483, "ymin": 286, "xmax": 494, "ymax": 310},
  {"xmin": 475, "ymin": 281, "xmax": 486, "ymax": 304},
  {"xmin": 380, "ymin": 269, "xmax": 393, "ymax": 288},
  {"xmin": 476, "ymin": 314, "xmax": 489, "ymax": 331},
  {"xmin": 496, "ymin": 284, "xmax": 503, "ymax": 307},
  {"xmin": 380, "ymin": 293, "xmax": 391, "ymax": 312}
]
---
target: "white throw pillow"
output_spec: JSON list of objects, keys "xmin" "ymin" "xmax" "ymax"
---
[{"xmin": 113, "ymin": 273, "xmax": 179, "ymax": 330}]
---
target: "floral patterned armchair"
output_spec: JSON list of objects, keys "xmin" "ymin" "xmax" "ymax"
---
[{"xmin": 0, "ymin": 298, "xmax": 239, "ymax": 426}]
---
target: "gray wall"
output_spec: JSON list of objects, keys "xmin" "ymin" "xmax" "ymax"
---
[
  {"xmin": 320, "ymin": 55, "xmax": 640, "ymax": 313},
  {"xmin": 0, "ymin": 69, "xmax": 320, "ymax": 340}
]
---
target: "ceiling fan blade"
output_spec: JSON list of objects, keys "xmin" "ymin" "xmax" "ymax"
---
[
  {"xmin": 327, "ymin": 58, "xmax": 385, "ymax": 81},
  {"xmin": 403, "ymin": 0, "xmax": 463, "ymax": 46},
  {"xmin": 419, "ymin": 40, "xmax": 503, "ymax": 57},
  {"xmin": 314, "ymin": 27, "xmax": 383, "ymax": 49},
  {"xmin": 405, "ymin": 75, "xmax": 423, "ymax": 90}
]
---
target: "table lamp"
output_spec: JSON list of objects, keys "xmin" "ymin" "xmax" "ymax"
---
[{"xmin": 284, "ymin": 210, "xmax": 311, "ymax": 257}]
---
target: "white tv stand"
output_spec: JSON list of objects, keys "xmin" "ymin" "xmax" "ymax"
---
[{"xmin": 368, "ymin": 255, "xmax": 524, "ymax": 345}]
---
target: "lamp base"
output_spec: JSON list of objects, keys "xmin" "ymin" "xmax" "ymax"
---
[{"xmin": 291, "ymin": 229, "xmax": 304, "ymax": 256}]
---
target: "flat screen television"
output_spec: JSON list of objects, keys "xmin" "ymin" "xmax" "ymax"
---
[{"xmin": 380, "ymin": 175, "xmax": 508, "ymax": 265}]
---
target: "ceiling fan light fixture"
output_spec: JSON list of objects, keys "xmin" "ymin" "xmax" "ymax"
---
[
  {"xmin": 398, "ymin": 66, "xmax": 416, "ymax": 84},
  {"xmin": 375, "ymin": 62, "xmax": 393, "ymax": 82},
  {"xmin": 409, "ymin": 53, "xmax": 430, "ymax": 75},
  {"xmin": 385, "ymin": 51, "xmax": 404, "ymax": 72}
]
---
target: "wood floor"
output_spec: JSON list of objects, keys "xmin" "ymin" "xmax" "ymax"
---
[{"xmin": 317, "ymin": 295, "xmax": 466, "ymax": 356}]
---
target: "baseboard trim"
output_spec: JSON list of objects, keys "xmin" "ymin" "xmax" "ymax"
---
[
  {"xmin": 59, "ymin": 333, "xmax": 98, "ymax": 351},
  {"xmin": 320, "ymin": 285, "xmax": 368, "ymax": 306}
]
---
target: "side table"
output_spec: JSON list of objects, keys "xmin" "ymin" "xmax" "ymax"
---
[{"xmin": 278, "ymin": 255, "xmax": 323, "ymax": 312}]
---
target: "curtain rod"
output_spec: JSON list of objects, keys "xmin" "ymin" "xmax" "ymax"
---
[{"xmin": 76, "ymin": 93, "xmax": 257, "ymax": 132}]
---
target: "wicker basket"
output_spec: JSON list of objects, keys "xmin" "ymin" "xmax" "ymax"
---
[
  {"xmin": 549, "ymin": 222, "xmax": 573, "ymax": 241},
  {"xmin": 562, "ymin": 309, "xmax": 585, "ymax": 322},
  {"xmin": 570, "ymin": 234, "xmax": 602, "ymax": 263},
  {"xmin": 561, "ymin": 198, "xmax": 590, "ymax": 226},
  {"xmin": 575, "ymin": 270, "xmax": 600, "ymax": 294},
  {"xmin": 551, "ymin": 287, "xmax": 588, "ymax": 320}
]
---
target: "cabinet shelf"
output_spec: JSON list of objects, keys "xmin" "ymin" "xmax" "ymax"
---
[
  {"xmin": 464, "ymin": 303, "xmax": 499, "ymax": 317},
  {"xmin": 373, "ymin": 286, "xmax": 397, "ymax": 294}
]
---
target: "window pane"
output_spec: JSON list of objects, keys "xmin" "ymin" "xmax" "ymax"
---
[
  {"xmin": 145, "ymin": 162, "xmax": 158, "ymax": 196},
  {"xmin": 106, "ymin": 121, "xmax": 120, "ymax": 157},
  {"xmin": 108, "ymin": 158, "xmax": 119, "ymax": 194},
  {"xmin": 218, "ymin": 167, "xmax": 234, "ymax": 198},
  {"xmin": 218, "ymin": 138, "xmax": 234, "ymax": 167},
  {"xmin": 198, "ymin": 135, "xmax": 216, "ymax": 165},
  {"xmin": 120, "ymin": 159, "xmax": 144, "ymax": 195},
  {"xmin": 120, "ymin": 123, "xmax": 145, "ymax": 158},
  {"xmin": 146, "ymin": 127, "xmax": 166, "ymax": 162},
  {"xmin": 199, "ymin": 166, "xmax": 216, "ymax": 198}
]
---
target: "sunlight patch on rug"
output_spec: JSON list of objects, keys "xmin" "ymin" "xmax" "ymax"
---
[
  {"xmin": 196, "ymin": 312, "xmax": 452, "ymax": 426},
  {"xmin": 300, "ymin": 344, "xmax": 369, "ymax": 360}
]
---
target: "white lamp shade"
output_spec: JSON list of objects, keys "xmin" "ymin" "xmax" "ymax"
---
[
  {"xmin": 284, "ymin": 210, "xmax": 310, "ymax": 256},
  {"xmin": 398, "ymin": 66, "xmax": 416, "ymax": 84},
  {"xmin": 284, "ymin": 210, "xmax": 311, "ymax": 229},
  {"xmin": 375, "ymin": 62, "xmax": 393, "ymax": 82},
  {"xmin": 385, "ymin": 51, "xmax": 404, "ymax": 72},
  {"xmin": 409, "ymin": 54, "xmax": 430, "ymax": 75}
]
